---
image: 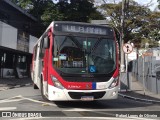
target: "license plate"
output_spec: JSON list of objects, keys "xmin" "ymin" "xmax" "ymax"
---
[{"xmin": 81, "ymin": 96, "xmax": 94, "ymax": 101}]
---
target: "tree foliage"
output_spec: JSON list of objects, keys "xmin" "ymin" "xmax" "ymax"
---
[
  {"xmin": 11, "ymin": 0, "xmax": 104, "ymax": 35},
  {"xmin": 56, "ymin": 0, "xmax": 104, "ymax": 22},
  {"xmin": 11, "ymin": 0, "xmax": 59, "ymax": 22},
  {"xmin": 100, "ymin": 1, "xmax": 160, "ymax": 48}
]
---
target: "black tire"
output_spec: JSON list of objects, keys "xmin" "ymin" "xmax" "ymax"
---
[
  {"xmin": 33, "ymin": 83, "xmax": 39, "ymax": 89},
  {"xmin": 41, "ymin": 80, "xmax": 48, "ymax": 101}
]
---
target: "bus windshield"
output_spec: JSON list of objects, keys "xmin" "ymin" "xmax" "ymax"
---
[{"xmin": 52, "ymin": 35, "xmax": 116, "ymax": 75}]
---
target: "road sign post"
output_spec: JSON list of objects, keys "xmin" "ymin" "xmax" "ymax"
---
[{"xmin": 122, "ymin": 43, "xmax": 133, "ymax": 90}]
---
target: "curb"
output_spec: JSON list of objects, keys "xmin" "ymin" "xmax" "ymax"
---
[
  {"xmin": 0, "ymin": 83, "xmax": 32, "ymax": 91},
  {"xmin": 118, "ymin": 93, "xmax": 160, "ymax": 104},
  {"xmin": 9, "ymin": 83, "xmax": 32, "ymax": 89}
]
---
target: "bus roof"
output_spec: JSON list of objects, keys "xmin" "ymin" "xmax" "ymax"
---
[
  {"xmin": 34, "ymin": 21, "xmax": 113, "ymax": 47},
  {"xmin": 52, "ymin": 21, "xmax": 112, "ymax": 28}
]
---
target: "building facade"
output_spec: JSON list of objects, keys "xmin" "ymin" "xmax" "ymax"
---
[{"xmin": 0, "ymin": 0, "xmax": 39, "ymax": 78}]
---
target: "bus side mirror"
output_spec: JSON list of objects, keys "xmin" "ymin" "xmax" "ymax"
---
[{"xmin": 43, "ymin": 37, "xmax": 50, "ymax": 49}]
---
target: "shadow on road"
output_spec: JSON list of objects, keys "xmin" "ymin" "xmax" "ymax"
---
[{"xmin": 53, "ymin": 96, "xmax": 154, "ymax": 110}]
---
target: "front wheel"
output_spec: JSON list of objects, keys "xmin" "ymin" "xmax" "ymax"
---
[{"xmin": 41, "ymin": 80, "xmax": 48, "ymax": 101}]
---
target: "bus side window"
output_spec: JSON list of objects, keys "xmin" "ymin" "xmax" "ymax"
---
[
  {"xmin": 34, "ymin": 45, "xmax": 38, "ymax": 61},
  {"xmin": 39, "ymin": 39, "xmax": 45, "ymax": 59}
]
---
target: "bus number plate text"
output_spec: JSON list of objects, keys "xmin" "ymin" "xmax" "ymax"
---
[{"xmin": 81, "ymin": 96, "xmax": 94, "ymax": 101}]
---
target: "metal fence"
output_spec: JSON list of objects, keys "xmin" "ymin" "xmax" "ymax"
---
[{"xmin": 132, "ymin": 55, "xmax": 160, "ymax": 94}]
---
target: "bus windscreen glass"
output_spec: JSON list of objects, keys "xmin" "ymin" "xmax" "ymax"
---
[{"xmin": 52, "ymin": 35, "xmax": 116, "ymax": 74}]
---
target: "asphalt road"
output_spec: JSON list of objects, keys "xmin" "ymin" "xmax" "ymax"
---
[{"xmin": 0, "ymin": 85, "xmax": 160, "ymax": 120}]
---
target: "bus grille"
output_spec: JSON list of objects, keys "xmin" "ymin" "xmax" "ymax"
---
[
  {"xmin": 68, "ymin": 91, "xmax": 106, "ymax": 99},
  {"xmin": 62, "ymin": 77, "xmax": 110, "ymax": 82}
]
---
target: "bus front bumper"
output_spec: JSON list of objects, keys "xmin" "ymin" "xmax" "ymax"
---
[{"xmin": 47, "ymin": 84, "xmax": 118, "ymax": 101}]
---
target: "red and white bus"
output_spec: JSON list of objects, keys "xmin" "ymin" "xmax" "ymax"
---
[{"xmin": 31, "ymin": 21, "xmax": 119, "ymax": 101}]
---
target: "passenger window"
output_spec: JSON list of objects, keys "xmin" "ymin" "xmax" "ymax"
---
[
  {"xmin": 39, "ymin": 39, "xmax": 45, "ymax": 59},
  {"xmin": 34, "ymin": 45, "xmax": 38, "ymax": 61}
]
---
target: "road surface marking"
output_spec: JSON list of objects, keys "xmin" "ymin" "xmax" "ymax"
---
[
  {"xmin": 0, "ymin": 99, "xmax": 23, "ymax": 104},
  {"xmin": 0, "ymin": 95, "xmax": 57, "ymax": 106},
  {"xmin": 0, "ymin": 95, "xmax": 23, "ymax": 104},
  {"xmin": 0, "ymin": 107, "xmax": 17, "ymax": 111},
  {"xmin": 20, "ymin": 96, "xmax": 57, "ymax": 107}
]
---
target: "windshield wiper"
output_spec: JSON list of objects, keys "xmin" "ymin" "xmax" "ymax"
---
[
  {"xmin": 90, "ymin": 38, "xmax": 102, "ymax": 54},
  {"xmin": 59, "ymin": 35, "xmax": 82, "ymax": 50}
]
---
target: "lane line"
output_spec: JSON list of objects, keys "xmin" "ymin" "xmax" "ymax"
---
[
  {"xmin": 0, "ymin": 95, "xmax": 57, "ymax": 106},
  {"xmin": 20, "ymin": 96, "xmax": 57, "ymax": 107},
  {"xmin": 0, "ymin": 95, "xmax": 23, "ymax": 101},
  {"xmin": 0, "ymin": 95, "xmax": 23, "ymax": 104},
  {"xmin": 0, "ymin": 99, "xmax": 23, "ymax": 104},
  {"xmin": 0, "ymin": 107, "xmax": 17, "ymax": 111}
]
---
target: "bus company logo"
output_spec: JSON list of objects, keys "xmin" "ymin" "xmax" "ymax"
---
[
  {"xmin": 86, "ymin": 84, "xmax": 91, "ymax": 89},
  {"xmin": 68, "ymin": 85, "xmax": 81, "ymax": 89}
]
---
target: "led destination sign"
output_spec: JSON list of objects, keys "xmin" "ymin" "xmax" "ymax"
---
[
  {"xmin": 54, "ymin": 23, "xmax": 112, "ymax": 35},
  {"xmin": 62, "ymin": 25, "xmax": 108, "ymax": 35}
]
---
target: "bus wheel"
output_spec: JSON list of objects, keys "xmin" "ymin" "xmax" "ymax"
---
[
  {"xmin": 33, "ymin": 83, "xmax": 38, "ymax": 89},
  {"xmin": 41, "ymin": 80, "xmax": 48, "ymax": 101}
]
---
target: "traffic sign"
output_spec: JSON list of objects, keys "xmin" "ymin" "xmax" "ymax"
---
[{"xmin": 122, "ymin": 43, "xmax": 133, "ymax": 54}]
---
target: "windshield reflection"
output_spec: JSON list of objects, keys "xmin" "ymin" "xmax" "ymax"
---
[{"xmin": 52, "ymin": 35, "xmax": 116, "ymax": 74}]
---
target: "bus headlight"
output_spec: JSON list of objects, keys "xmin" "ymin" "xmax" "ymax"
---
[
  {"xmin": 108, "ymin": 77, "xmax": 119, "ymax": 89},
  {"xmin": 51, "ymin": 75, "xmax": 64, "ymax": 89}
]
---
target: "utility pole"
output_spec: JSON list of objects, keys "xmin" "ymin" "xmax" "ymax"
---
[
  {"xmin": 120, "ymin": 0, "xmax": 125, "ymax": 72},
  {"xmin": 102, "ymin": 0, "xmax": 125, "ymax": 72}
]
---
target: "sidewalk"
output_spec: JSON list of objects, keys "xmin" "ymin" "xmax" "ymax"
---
[
  {"xmin": 119, "ymin": 75, "xmax": 160, "ymax": 103},
  {"xmin": 0, "ymin": 77, "xmax": 32, "ymax": 91}
]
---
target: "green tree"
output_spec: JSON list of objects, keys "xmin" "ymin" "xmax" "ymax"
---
[
  {"xmin": 56, "ymin": 0, "xmax": 104, "ymax": 22},
  {"xmin": 11, "ymin": 0, "xmax": 32, "ymax": 11},
  {"xmin": 100, "ymin": 1, "xmax": 160, "ymax": 48},
  {"xmin": 41, "ymin": 3, "xmax": 64, "ymax": 27},
  {"xmin": 11, "ymin": 0, "xmax": 104, "ymax": 33},
  {"xmin": 11, "ymin": 0, "xmax": 64, "ymax": 35},
  {"xmin": 145, "ymin": 11, "xmax": 160, "ymax": 40}
]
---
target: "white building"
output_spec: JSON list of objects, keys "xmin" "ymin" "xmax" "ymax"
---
[{"xmin": 0, "ymin": 0, "xmax": 39, "ymax": 78}]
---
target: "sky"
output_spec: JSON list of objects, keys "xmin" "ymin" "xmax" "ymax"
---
[
  {"xmin": 52, "ymin": 0, "xmax": 159, "ymax": 11},
  {"xmin": 134, "ymin": 0, "xmax": 158, "ymax": 11}
]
